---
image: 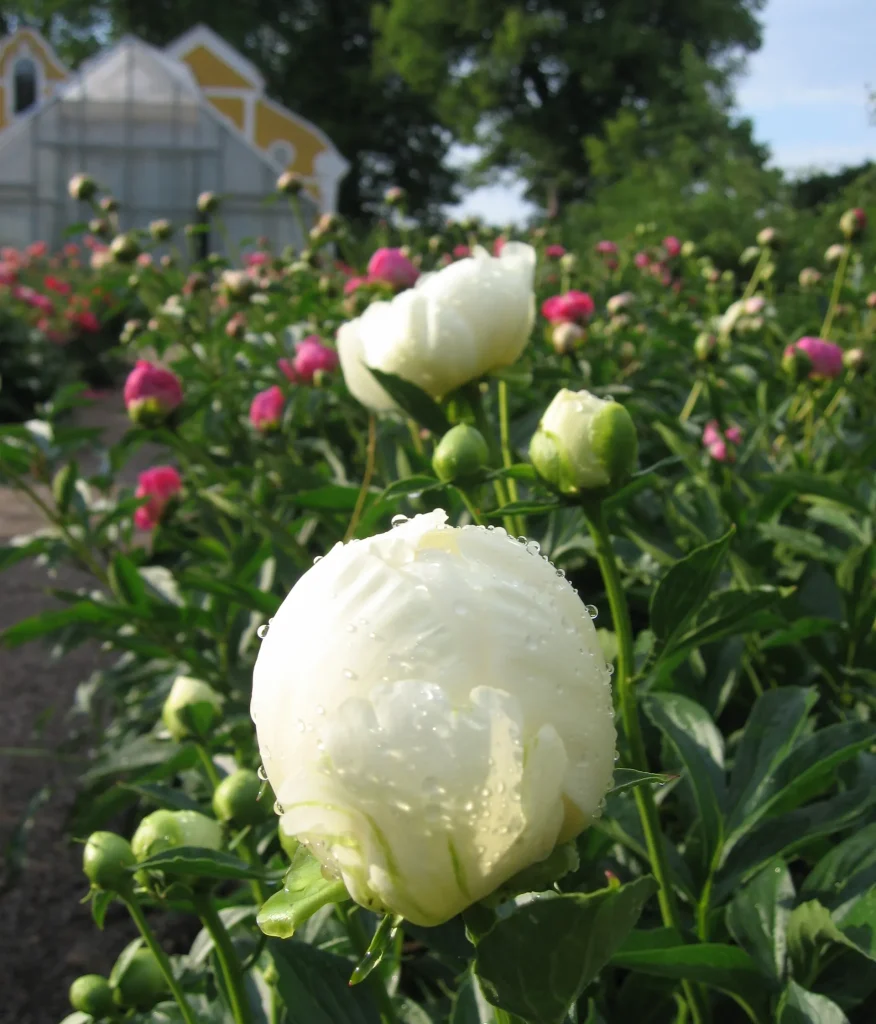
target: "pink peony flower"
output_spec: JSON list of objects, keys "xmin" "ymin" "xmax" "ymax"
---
[
  {"xmin": 595, "ymin": 240, "xmax": 618, "ymax": 255},
  {"xmin": 663, "ymin": 236, "xmax": 681, "ymax": 258},
  {"xmin": 134, "ymin": 466, "xmax": 182, "ymax": 530},
  {"xmin": 545, "ymin": 244, "xmax": 566, "ymax": 259},
  {"xmin": 245, "ymin": 251, "xmax": 270, "ymax": 268},
  {"xmin": 250, "ymin": 385, "xmax": 285, "ymax": 432},
  {"xmin": 71, "ymin": 310, "xmax": 100, "ymax": 332},
  {"xmin": 136, "ymin": 252, "xmax": 153, "ymax": 268},
  {"xmin": 541, "ymin": 290, "xmax": 596, "ymax": 324},
  {"xmin": 292, "ymin": 335, "xmax": 339, "ymax": 383},
  {"xmin": 26, "ymin": 241, "xmax": 48, "ymax": 260},
  {"xmin": 703, "ymin": 420, "xmax": 742, "ymax": 463},
  {"xmin": 452, "ymin": 244, "xmax": 471, "ymax": 259},
  {"xmin": 634, "ymin": 251, "xmax": 650, "ymax": 270},
  {"xmin": 367, "ymin": 247, "xmax": 419, "ymax": 289},
  {"xmin": 43, "ymin": 275, "xmax": 71, "ymax": 296},
  {"xmin": 493, "ymin": 236, "xmax": 507, "ymax": 257},
  {"xmin": 784, "ymin": 337, "xmax": 844, "ymax": 380},
  {"xmin": 124, "ymin": 360, "xmax": 183, "ymax": 424}
]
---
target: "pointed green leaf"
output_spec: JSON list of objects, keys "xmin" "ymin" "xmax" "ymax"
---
[
  {"xmin": 257, "ymin": 847, "xmax": 349, "ymax": 939},
  {"xmin": 366, "ymin": 368, "xmax": 451, "ymax": 435},
  {"xmin": 777, "ymin": 981, "xmax": 849, "ymax": 1024},
  {"xmin": 726, "ymin": 859, "xmax": 795, "ymax": 984}
]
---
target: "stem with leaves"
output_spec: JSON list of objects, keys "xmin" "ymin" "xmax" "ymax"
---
[
  {"xmin": 193, "ymin": 894, "xmax": 254, "ymax": 1024},
  {"xmin": 583, "ymin": 499, "xmax": 708, "ymax": 1024},
  {"xmin": 821, "ymin": 244, "xmax": 851, "ymax": 339},
  {"xmin": 123, "ymin": 893, "xmax": 199, "ymax": 1024}
]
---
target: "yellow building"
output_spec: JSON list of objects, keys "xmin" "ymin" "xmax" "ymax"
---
[{"xmin": 0, "ymin": 23, "xmax": 348, "ymax": 215}]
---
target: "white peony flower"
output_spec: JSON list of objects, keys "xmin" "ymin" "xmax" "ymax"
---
[
  {"xmin": 251, "ymin": 510, "xmax": 615, "ymax": 926},
  {"xmin": 337, "ymin": 243, "xmax": 536, "ymax": 411}
]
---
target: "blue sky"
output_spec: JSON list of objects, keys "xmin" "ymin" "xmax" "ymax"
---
[{"xmin": 449, "ymin": 0, "xmax": 876, "ymax": 224}]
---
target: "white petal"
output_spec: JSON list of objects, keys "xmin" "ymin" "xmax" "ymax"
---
[{"xmin": 337, "ymin": 319, "xmax": 398, "ymax": 413}]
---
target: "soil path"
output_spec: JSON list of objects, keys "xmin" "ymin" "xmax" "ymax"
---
[{"xmin": 0, "ymin": 396, "xmax": 168, "ymax": 1024}]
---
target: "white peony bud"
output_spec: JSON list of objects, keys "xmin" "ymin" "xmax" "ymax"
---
[
  {"xmin": 251, "ymin": 510, "xmax": 615, "ymax": 926},
  {"xmin": 337, "ymin": 243, "xmax": 536, "ymax": 410},
  {"xmin": 530, "ymin": 389, "xmax": 638, "ymax": 494}
]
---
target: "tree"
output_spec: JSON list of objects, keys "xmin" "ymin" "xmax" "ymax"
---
[
  {"xmin": 373, "ymin": 0, "xmax": 769, "ymax": 214},
  {"xmin": 10, "ymin": 0, "xmax": 458, "ymax": 223}
]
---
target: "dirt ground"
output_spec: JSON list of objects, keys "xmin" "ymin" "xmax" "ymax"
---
[{"xmin": 0, "ymin": 395, "xmax": 170, "ymax": 1024}]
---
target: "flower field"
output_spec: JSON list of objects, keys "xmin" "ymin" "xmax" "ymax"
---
[{"xmin": 1, "ymin": 177, "xmax": 876, "ymax": 1024}]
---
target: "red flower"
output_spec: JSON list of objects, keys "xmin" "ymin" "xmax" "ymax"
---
[
  {"xmin": 250, "ymin": 385, "xmax": 285, "ymax": 432},
  {"xmin": 541, "ymin": 290, "xmax": 595, "ymax": 324},
  {"xmin": 124, "ymin": 360, "xmax": 183, "ymax": 425}
]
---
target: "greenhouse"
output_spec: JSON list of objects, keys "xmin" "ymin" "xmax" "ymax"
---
[{"xmin": 0, "ymin": 36, "xmax": 318, "ymax": 253}]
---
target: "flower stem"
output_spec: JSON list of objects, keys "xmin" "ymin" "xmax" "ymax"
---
[
  {"xmin": 679, "ymin": 378, "xmax": 703, "ymax": 423},
  {"xmin": 821, "ymin": 244, "xmax": 850, "ymax": 339},
  {"xmin": 456, "ymin": 487, "xmax": 485, "ymax": 526},
  {"xmin": 194, "ymin": 894, "xmax": 254, "ymax": 1024},
  {"xmin": 195, "ymin": 743, "xmax": 222, "ymax": 791},
  {"xmin": 497, "ymin": 378, "xmax": 524, "ymax": 537},
  {"xmin": 345, "ymin": 414, "xmax": 377, "ymax": 542},
  {"xmin": 123, "ymin": 894, "xmax": 199, "ymax": 1024},
  {"xmin": 583, "ymin": 500, "xmax": 708, "ymax": 1024}
]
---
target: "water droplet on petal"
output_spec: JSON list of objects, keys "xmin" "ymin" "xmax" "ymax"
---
[
  {"xmin": 257, "ymin": 765, "xmax": 268, "ymax": 781},
  {"xmin": 586, "ymin": 604, "xmax": 598, "ymax": 619},
  {"xmin": 313, "ymin": 555, "xmax": 323, "ymax": 563},
  {"xmin": 391, "ymin": 514, "xmax": 409, "ymax": 528},
  {"xmin": 257, "ymin": 622, "xmax": 270, "ymax": 639},
  {"xmin": 315, "ymin": 704, "xmax": 325, "ymax": 715},
  {"xmin": 273, "ymin": 800, "xmax": 284, "ymax": 815},
  {"xmin": 343, "ymin": 669, "xmax": 357, "ymax": 680}
]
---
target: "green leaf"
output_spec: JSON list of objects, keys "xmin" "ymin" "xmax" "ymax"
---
[
  {"xmin": 643, "ymin": 693, "xmax": 726, "ymax": 859},
  {"xmin": 727, "ymin": 721, "xmax": 875, "ymax": 841},
  {"xmin": 51, "ymin": 462, "xmax": 78, "ymax": 514},
  {"xmin": 1, "ymin": 601, "xmax": 128, "ymax": 647},
  {"xmin": 608, "ymin": 769, "xmax": 676, "ymax": 795},
  {"xmin": 366, "ymin": 368, "xmax": 451, "ymax": 434},
  {"xmin": 179, "ymin": 570, "xmax": 281, "ymax": 616},
  {"xmin": 777, "ymin": 981, "xmax": 849, "ymax": 1024},
  {"xmin": 801, "ymin": 823, "xmax": 876, "ymax": 915},
  {"xmin": 120, "ymin": 783, "xmax": 204, "ymax": 813},
  {"xmin": 757, "ymin": 523, "xmax": 841, "ymax": 564},
  {"xmin": 294, "ymin": 485, "xmax": 362, "ymax": 511},
  {"xmin": 257, "ymin": 847, "xmax": 349, "ymax": 939},
  {"xmin": 760, "ymin": 472, "xmax": 869, "ymax": 516},
  {"xmin": 268, "ymin": 937, "xmax": 381, "ymax": 1024},
  {"xmin": 451, "ymin": 972, "xmax": 503, "ymax": 1023},
  {"xmin": 474, "ymin": 877, "xmax": 657, "ymax": 1023},
  {"xmin": 649, "ymin": 527, "xmax": 735, "ymax": 644},
  {"xmin": 133, "ymin": 846, "xmax": 265, "ymax": 880},
  {"xmin": 109, "ymin": 554, "xmax": 149, "ymax": 609},
  {"xmin": 716, "ymin": 784, "xmax": 876, "ymax": 902},
  {"xmin": 726, "ymin": 687, "xmax": 818, "ymax": 833},
  {"xmin": 380, "ymin": 474, "xmax": 444, "ymax": 501},
  {"xmin": 612, "ymin": 935, "xmax": 770, "ymax": 1023},
  {"xmin": 726, "ymin": 859, "xmax": 795, "ymax": 984},
  {"xmin": 91, "ymin": 889, "xmax": 113, "ymax": 929}
]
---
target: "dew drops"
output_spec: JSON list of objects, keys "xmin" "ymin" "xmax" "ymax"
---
[
  {"xmin": 517, "ymin": 535, "xmax": 527, "ymax": 544},
  {"xmin": 585, "ymin": 604, "xmax": 599, "ymax": 619},
  {"xmin": 257, "ymin": 764, "xmax": 268, "ymax": 781},
  {"xmin": 257, "ymin": 621, "xmax": 270, "ymax": 639},
  {"xmin": 343, "ymin": 669, "xmax": 357, "ymax": 680},
  {"xmin": 555, "ymin": 568, "xmax": 566, "ymax": 577},
  {"xmin": 273, "ymin": 800, "xmax": 284, "ymax": 815},
  {"xmin": 313, "ymin": 555, "xmax": 323, "ymax": 564},
  {"xmin": 526, "ymin": 540, "xmax": 541, "ymax": 555},
  {"xmin": 391, "ymin": 514, "xmax": 409, "ymax": 528},
  {"xmin": 463, "ymin": 800, "xmax": 475, "ymax": 812},
  {"xmin": 315, "ymin": 704, "xmax": 325, "ymax": 715}
]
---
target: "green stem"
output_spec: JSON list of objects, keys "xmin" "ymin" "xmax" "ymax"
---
[
  {"xmin": 195, "ymin": 743, "xmax": 222, "ymax": 791},
  {"xmin": 497, "ymin": 378, "xmax": 524, "ymax": 538},
  {"xmin": 679, "ymin": 379, "xmax": 703, "ymax": 423},
  {"xmin": 820, "ymin": 244, "xmax": 850, "ymax": 340},
  {"xmin": 456, "ymin": 487, "xmax": 485, "ymax": 526},
  {"xmin": 469, "ymin": 384, "xmax": 516, "ymax": 536},
  {"xmin": 345, "ymin": 414, "xmax": 377, "ymax": 542},
  {"xmin": 336, "ymin": 905, "xmax": 398, "ymax": 1024},
  {"xmin": 194, "ymin": 894, "xmax": 254, "ymax": 1024},
  {"xmin": 741, "ymin": 248, "xmax": 769, "ymax": 303},
  {"xmin": 123, "ymin": 895, "xmax": 199, "ymax": 1024},
  {"xmin": 243, "ymin": 832, "xmax": 270, "ymax": 905},
  {"xmin": 584, "ymin": 501, "xmax": 708, "ymax": 1024}
]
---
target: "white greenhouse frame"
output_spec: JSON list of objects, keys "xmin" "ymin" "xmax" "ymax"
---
[{"xmin": 0, "ymin": 36, "xmax": 318, "ymax": 255}]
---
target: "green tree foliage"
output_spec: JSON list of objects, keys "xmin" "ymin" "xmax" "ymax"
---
[{"xmin": 373, "ymin": 0, "xmax": 769, "ymax": 211}]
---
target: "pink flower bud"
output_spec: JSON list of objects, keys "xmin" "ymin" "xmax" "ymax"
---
[
  {"xmin": 866, "ymin": 292, "xmax": 876, "ymax": 310},
  {"xmin": 703, "ymin": 420, "xmax": 742, "ymax": 462},
  {"xmin": 366, "ymin": 247, "xmax": 419, "ymax": 290},
  {"xmin": 545, "ymin": 244, "xmax": 566, "ymax": 259},
  {"xmin": 291, "ymin": 336, "xmax": 339, "ymax": 384},
  {"xmin": 278, "ymin": 358, "xmax": 298, "ymax": 383},
  {"xmin": 541, "ymin": 290, "xmax": 595, "ymax": 325},
  {"xmin": 662, "ymin": 236, "xmax": 681, "ymax": 258},
  {"xmin": 595, "ymin": 240, "xmax": 618, "ymax": 255},
  {"xmin": 124, "ymin": 361, "xmax": 183, "ymax": 425},
  {"xmin": 452, "ymin": 244, "xmax": 471, "ymax": 259},
  {"xmin": 249, "ymin": 385, "xmax": 285, "ymax": 432},
  {"xmin": 134, "ymin": 466, "xmax": 182, "ymax": 530},
  {"xmin": 226, "ymin": 312, "xmax": 247, "ymax": 338},
  {"xmin": 344, "ymin": 275, "xmax": 370, "ymax": 296},
  {"xmin": 783, "ymin": 337, "xmax": 844, "ymax": 380},
  {"xmin": 633, "ymin": 251, "xmax": 650, "ymax": 270},
  {"xmin": 492, "ymin": 235, "xmax": 507, "ymax": 257}
]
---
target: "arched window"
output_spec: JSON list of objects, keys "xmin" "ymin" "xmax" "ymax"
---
[{"xmin": 13, "ymin": 57, "xmax": 38, "ymax": 115}]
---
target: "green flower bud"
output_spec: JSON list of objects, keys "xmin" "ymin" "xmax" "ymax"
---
[
  {"xmin": 680, "ymin": 241, "xmax": 696, "ymax": 258},
  {"xmin": 843, "ymin": 347, "xmax": 868, "ymax": 374},
  {"xmin": 69, "ymin": 974, "xmax": 114, "ymax": 1017},
  {"xmin": 431, "ymin": 424, "xmax": 490, "ymax": 485},
  {"xmin": 694, "ymin": 332, "xmax": 717, "ymax": 362},
  {"xmin": 197, "ymin": 190, "xmax": 220, "ymax": 215},
  {"xmin": 109, "ymin": 234, "xmax": 139, "ymax": 264},
  {"xmin": 131, "ymin": 809, "xmax": 223, "ymax": 863},
  {"xmin": 781, "ymin": 346, "xmax": 812, "ymax": 381},
  {"xmin": 83, "ymin": 832, "xmax": 136, "ymax": 892},
  {"xmin": 213, "ymin": 769, "xmax": 271, "ymax": 827},
  {"xmin": 756, "ymin": 226, "xmax": 780, "ymax": 248},
  {"xmin": 839, "ymin": 207, "xmax": 866, "ymax": 240},
  {"xmin": 530, "ymin": 388, "xmax": 638, "ymax": 495},
  {"xmin": 162, "ymin": 675, "xmax": 223, "ymax": 741},
  {"xmin": 68, "ymin": 173, "xmax": 98, "ymax": 202},
  {"xmin": 739, "ymin": 245, "xmax": 760, "ymax": 266},
  {"xmin": 112, "ymin": 947, "xmax": 167, "ymax": 1011}
]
